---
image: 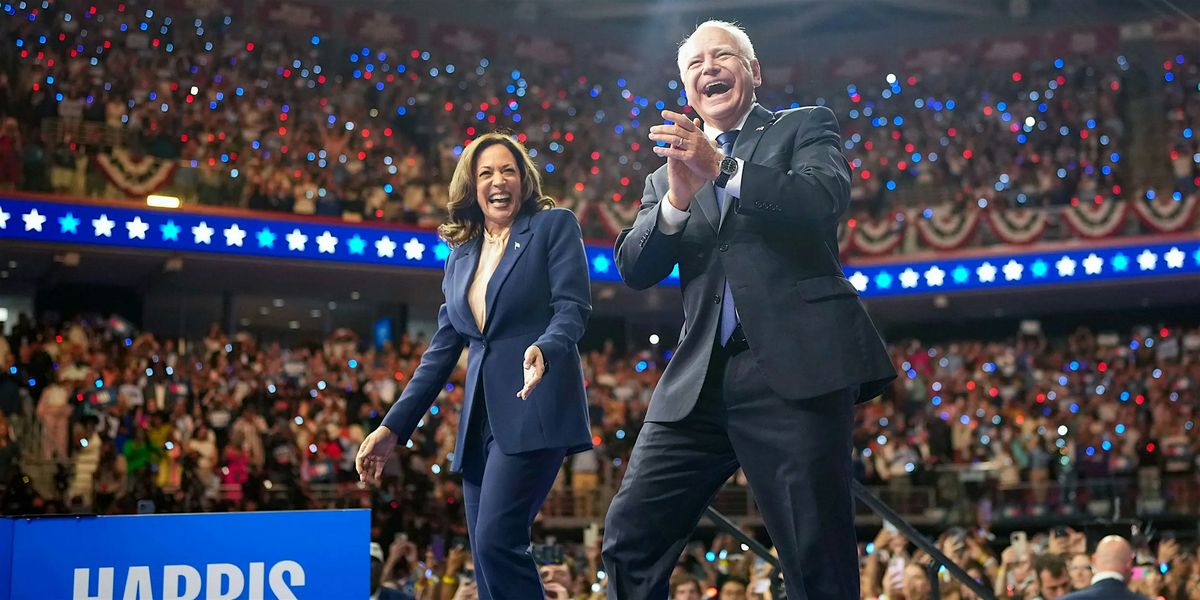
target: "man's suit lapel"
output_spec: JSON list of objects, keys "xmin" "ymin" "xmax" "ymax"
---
[
  {"xmin": 720, "ymin": 104, "xmax": 776, "ymax": 228},
  {"xmin": 693, "ymin": 186, "xmax": 721, "ymax": 234},
  {"xmin": 453, "ymin": 236, "xmax": 484, "ymax": 337},
  {"xmin": 483, "ymin": 213, "xmax": 533, "ymax": 334}
]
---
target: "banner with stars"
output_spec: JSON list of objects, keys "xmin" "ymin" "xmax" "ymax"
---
[
  {"xmin": 3, "ymin": 196, "xmax": 1198, "ymax": 295},
  {"xmin": 0, "ymin": 196, "xmax": 448, "ymax": 270},
  {"xmin": 844, "ymin": 239, "xmax": 1200, "ymax": 297}
]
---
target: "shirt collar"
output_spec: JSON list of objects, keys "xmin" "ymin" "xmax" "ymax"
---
[
  {"xmin": 703, "ymin": 105, "xmax": 755, "ymax": 142},
  {"xmin": 1091, "ymin": 571, "xmax": 1125, "ymax": 585}
]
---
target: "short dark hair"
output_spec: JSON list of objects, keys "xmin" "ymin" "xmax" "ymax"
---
[
  {"xmin": 1035, "ymin": 553, "xmax": 1068, "ymax": 578},
  {"xmin": 718, "ymin": 574, "xmax": 750, "ymax": 589},
  {"xmin": 669, "ymin": 574, "xmax": 701, "ymax": 595}
]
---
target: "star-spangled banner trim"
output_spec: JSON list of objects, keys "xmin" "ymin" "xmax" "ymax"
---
[{"xmin": 4, "ymin": 196, "xmax": 1200, "ymax": 294}]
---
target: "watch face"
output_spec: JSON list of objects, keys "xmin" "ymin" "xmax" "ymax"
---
[{"xmin": 721, "ymin": 156, "xmax": 738, "ymax": 175}]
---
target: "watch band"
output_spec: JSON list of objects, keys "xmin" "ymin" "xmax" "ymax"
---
[{"xmin": 715, "ymin": 156, "xmax": 738, "ymax": 189}]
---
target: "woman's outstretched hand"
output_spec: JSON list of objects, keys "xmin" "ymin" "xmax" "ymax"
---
[{"xmin": 518, "ymin": 345, "xmax": 545, "ymax": 400}]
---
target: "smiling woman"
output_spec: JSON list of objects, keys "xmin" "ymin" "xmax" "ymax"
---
[
  {"xmin": 438, "ymin": 133, "xmax": 555, "ymax": 246},
  {"xmin": 357, "ymin": 129, "xmax": 592, "ymax": 600}
]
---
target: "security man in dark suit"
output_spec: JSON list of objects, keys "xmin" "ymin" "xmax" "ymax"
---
[
  {"xmin": 1060, "ymin": 536, "xmax": 1151, "ymax": 600},
  {"xmin": 602, "ymin": 20, "xmax": 896, "ymax": 599}
]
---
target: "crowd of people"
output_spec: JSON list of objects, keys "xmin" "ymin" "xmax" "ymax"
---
[
  {"xmin": 2, "ymin": 0, "xmax": 1189, "ymax": 242},
  {"xmin": 1, "ymin": 309, "xmax": 1198, "ymax": 597},
  {"xmin": 1166, "ymin": 53, "xmax": 1200, "ymax": 199}
]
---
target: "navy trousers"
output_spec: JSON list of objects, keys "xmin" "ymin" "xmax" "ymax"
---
[
  {"xmin": 460, "ymin": 399, "xmax": 566, "ymax": 600},
  {"xmin": 602, "ymin": 343, "xmax": 860, "ymax": 599}
]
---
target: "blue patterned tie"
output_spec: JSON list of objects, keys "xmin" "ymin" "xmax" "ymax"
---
[{"xmin": 715, "ymin": 130, "xmax": 739, "ymax": 346}]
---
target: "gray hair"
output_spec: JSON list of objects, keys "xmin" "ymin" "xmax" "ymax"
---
[{"xmin": 676, "ymin": 20, "xmax": 757, "ymax": 75}]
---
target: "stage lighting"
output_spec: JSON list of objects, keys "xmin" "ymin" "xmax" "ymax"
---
[{"xmin": 146, "ymin": 194, "xmax": 181, "ymax": 209}]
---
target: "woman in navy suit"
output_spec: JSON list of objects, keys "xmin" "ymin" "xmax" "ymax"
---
[{"xmin": 356, "ymin": 132, "xmax": 593, "ymax": 599}]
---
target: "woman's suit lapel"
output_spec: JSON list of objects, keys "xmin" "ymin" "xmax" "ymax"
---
[
  {"xmin": 482, "ymin": 213, "xmax": 534, "ymax": 335},
  {"xmin": 451, "ymin": 236, "xmax": 484, "ymax": 338}
]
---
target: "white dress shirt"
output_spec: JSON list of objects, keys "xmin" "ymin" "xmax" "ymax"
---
[{"xmin": 1090, "ymin": 571, "xmax": 1125, "ymax": 585}]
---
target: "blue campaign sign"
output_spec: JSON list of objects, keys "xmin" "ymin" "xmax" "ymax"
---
[{"xmin": 3, "ymin": 510, "xmax": 369, "ymax": 600}]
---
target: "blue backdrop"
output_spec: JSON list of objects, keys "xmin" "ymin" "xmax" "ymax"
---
[{"xmin": 1, "ymin": 510, "xmax": 369, "ymax": 600}]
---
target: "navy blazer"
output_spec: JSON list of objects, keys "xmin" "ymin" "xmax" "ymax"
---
[
  {"xmin": 1060, "ymin": 578, "xmax": 1150, "ymax": 600},
  {"xmin": 381, "ymin": 208, "xmax": 593, "ymax": 472},
  {"xmin": 616, "ymin": 104, "xmax": 896, "ymax": 422}
]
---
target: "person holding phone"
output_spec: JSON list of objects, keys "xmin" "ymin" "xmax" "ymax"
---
[
  {"xmin": 996, "ymin": 532, "xmax": 1036, "ymax": 598},
  {"xmin": 357, "ymin": 132, "xmax": 593, "ymax": 599}
]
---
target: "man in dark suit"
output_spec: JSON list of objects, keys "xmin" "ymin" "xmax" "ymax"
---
[
  {"xmin": 1060, "ymin": 536, "xmax": 1151, "ymax": 600},
  {"xmin": 602, "ymin": 19, "xmax": 896, "ymax": 600}
]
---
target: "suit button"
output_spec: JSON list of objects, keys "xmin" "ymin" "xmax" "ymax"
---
[
  {"xmin": 712, "ymin": 294, "xmax": 720, "ymax": 304},
  {"xmin": 719, "ymin": 243, "xmax": 729, "ymax": 252}
]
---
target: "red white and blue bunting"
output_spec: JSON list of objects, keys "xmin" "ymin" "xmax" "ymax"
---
[
  {"xmin": 849, "ymin": 214, "xmax": 906, "ymax": 256},
  {"xmin": 1130, "ymin": 195, "xmax": 1199, "ymax": 233},
  {"xmin": 913, "ymin": 209, "xmax": 981, "ymax": 251},
  {"xmin": 986, "ymin": 207, "xmax": 1049, "ymax": 245},
  {"xmin": 1061, "ymin": 200, "xmax": 1128, "ymax": 239},
  {"xmin": 93, "ymin": 149, "xmax": 177, "ymax": 198}
]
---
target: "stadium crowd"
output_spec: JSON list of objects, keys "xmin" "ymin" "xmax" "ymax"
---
[
  {"xmin": 1, "ymin": 309, "xmax": 1198, "ymax": 597},
  {"xmin": 1165, "ymin": 53, "xmax": 1200, "ymax": 199},
  {"xmin": 3, "ymin": 2, "xmax": 1200, "ymax": 598},
  {"xmin": 5, "ymin": 0, "xmax": 1195, "ymax": 243}
]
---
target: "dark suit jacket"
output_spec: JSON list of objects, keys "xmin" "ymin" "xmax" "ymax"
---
[
  {"xmin": 1060, "ymin": 578, "xmax": 1151, "ymax": 600},
  {"xmin": 382, "ymin": 208, "xmax": 593, "ymax": 471},
  {"xmin": 615, "ymin": 103, "xmax": 896, "ymax": 422}
]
